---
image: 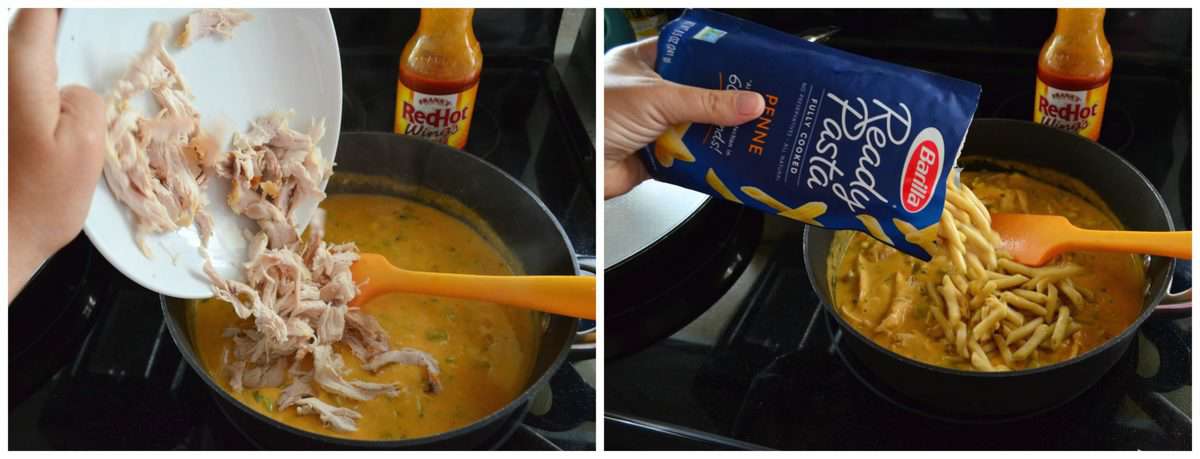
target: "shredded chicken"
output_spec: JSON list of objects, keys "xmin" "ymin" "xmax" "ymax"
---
[
  {"xmin": 277, "ymin": 374, "xmax": 315, "ymax": 410},
  {"xmin": 203, "ymin": 113, "xmax": 440, "ymax": 430},
  {"xmin": 364, "ymin": 348, "xmax": 443, "ymax": 394},
  {"xmin": 343, "ymin": 309, "xmax": 392, "ymax": 361},
  {"xmin": 310, "ymin": 344, "xmax": 400, "ymax": 401},
  {"xmin": 103, "ymin": 22, "xmax": 215, "ymax": 254},
  {"xmin": 218, "ymin": 111, "xmax": 331, "ymax": 249},
  {"xmin": 294, "ymin": 397, "xmax": 362, "ymax": 433},
  {"xmin": 107, "ymin": 16, "xmax": 441, "ymax": 434},
  {"xmin": 242, "ymin": 358, "xmax": 287, "ymax": 389},
  {"xmin": 178, "ymin": 9, "xmax": 254, "ymax": 48}
]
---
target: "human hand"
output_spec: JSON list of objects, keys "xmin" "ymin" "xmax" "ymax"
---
[
  {"xmin": 8, "ymin": 9, "xmax": 106, "ymax": 302},
  {"xmin": 603, "ymin": 37, "xmax": 765, "ymax": 198}
]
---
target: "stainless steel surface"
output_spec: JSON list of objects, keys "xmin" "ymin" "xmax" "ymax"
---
[{"xmin": 604, "ymin": 180, "xmax": 710, "ymax": 269}]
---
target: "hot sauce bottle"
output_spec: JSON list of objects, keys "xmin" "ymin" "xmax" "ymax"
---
[
  {"xmin": 395, "ymin": 8, "xmax": 482, "ymax": 149},
  {"xmin": 1034, "ymin": 8, "xmax": 1112, "ymax": 141}
]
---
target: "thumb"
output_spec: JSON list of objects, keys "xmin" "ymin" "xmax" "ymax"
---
[
  {"xmin": 54, "ymin": 85, "xmax": 106, "ymax": 175},
  {"xmin": 654, "ymin": 83, "xmax": 765, "ymax": 127}
]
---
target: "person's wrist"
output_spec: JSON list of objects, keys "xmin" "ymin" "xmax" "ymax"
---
[{"xmin": 7, "ymin": 213, "xmax": 58, "ymax": 300}]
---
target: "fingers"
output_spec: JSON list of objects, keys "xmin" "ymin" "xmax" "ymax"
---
[
  {"xmin": 654, "ymin": 83, "xmax": 765, "ymax": 127},
  {"xmin": 55, "ymin": 85, "xmax": 106, "ymax": 179},
  {"xmin": 9, "ymin": 8, "xmax": 59, "ymax": 51},
  {"xmin": 9, "ymin": 8, "xmax": 62, "ymax": 135}
]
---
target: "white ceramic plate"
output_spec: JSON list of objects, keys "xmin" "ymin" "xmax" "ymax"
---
[{"xmin": 57, "ymin": 9, "xmax": 342, "ymax": 299}]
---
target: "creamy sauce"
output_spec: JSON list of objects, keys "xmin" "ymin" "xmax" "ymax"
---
[
  {"xmin": 190, "ymin": 194, "xmax": 539, "ymax": 440},
  {"xmin": 832, "ymin": 170, "xmax": 1145, "ymax": 370}
]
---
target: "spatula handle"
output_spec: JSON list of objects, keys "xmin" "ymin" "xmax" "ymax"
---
[
  {"xmin": 351, "ymin": 254, "xmax": 595, "ymax": 319},
  {"xmin": 395, "ymin": 271, "xmax": 597, "ymax": 320},
  {"xmin": 1074, "ymin": 229, "xmax": 1192, "ymax": 260}
]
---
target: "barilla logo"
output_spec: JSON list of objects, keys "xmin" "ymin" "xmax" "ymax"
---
[
  {"xmin": 401, "ymin": 102, "xmax": 469, "ymax": 128},
  {"xmin": 899, "ymin": 127, "xmax": 944, "ymax": 213}
]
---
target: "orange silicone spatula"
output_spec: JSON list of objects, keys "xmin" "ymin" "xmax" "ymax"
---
[
  {"xmin": 349, "ymin": 253, "xmax": 595, "ymax": 320},
  {"xmin": 990, "ymin": 213, "xmax": 1192, "ymax": 266}
]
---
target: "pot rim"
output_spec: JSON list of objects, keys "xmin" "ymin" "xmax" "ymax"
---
[
  {"xmin": 804, "ymin": 118, "xmax": 1176, "ymax": 380},
  {"xmin": 160, "ymin": 134, "xmax": 582, "ymax": 447}
]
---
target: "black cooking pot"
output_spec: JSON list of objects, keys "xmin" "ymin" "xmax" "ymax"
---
[
  {"xmin": 162, "ymin": 133, "xmax": 584, "ymax": 449},
  {"xmin": 804, "ymin": 119, "xmax": 1191, "ymax": 417}
]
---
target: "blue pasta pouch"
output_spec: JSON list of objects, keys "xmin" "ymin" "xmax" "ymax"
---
[{"xmin": 643, "ymin": 9, "xmax": 981, "ymax": 260}]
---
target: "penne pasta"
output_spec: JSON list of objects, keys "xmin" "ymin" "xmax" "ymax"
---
[
  {"xmin": 1001, "ymin": 301, "xmax": 1024, "ymax": 326},
  {"xmin": 1060, "ymin": 278, "xmax": 1085, "ymax": 306},
  {"xmin": 939, "ymin": 209, "xmax": 968, "ymax": 274},
  {"xmin": 970, "ymin": 347, "xmax": 994, "ymax": 371},
  {"xmin": 1006, "ymin": 317, "xmax": 1045, "ymax": 345},
  {"xmin": 829, "ymin": 169, "xmax": 1136, "ymax": 373},
  {"xmin": 1051, "ymin": 307, "xmax": 1071, "ymax": 348},
  {"xmin": 1045, "ymin": 284, "xmax": 1060, "ymax": 320},
  {"xmin": 894, "ymin": 218, "xmax": 939, "ymax": 254},
  {"xmin": 990, "ymin": 273, "xmax": 1030, "ymax": 290},
  {"xmin": 926, "ymin": 280, "xmax": 944, "ymax": 308},
  {"xmin": 1024, "ymin": 265, "xmax": 1086, "ymax": 288},
  {"xmin": 972, "ymin": 298, "xmax": 1007, "ymax": 340},
  {"xmin": 958, "ymin": 223, "xmax": 997, "ymax": 268},
  {"xmin": 944, "ymin": 200, "xmax": 971, "ymax": 225},
  {"xmin": 969, "ymin": 280, "xmax": 998, "ymax": 308},
  {"xmin": 993, "ymin": 333, "xmax": 1014, "ymax": 367},
  {"xmin": 928, "ymin": 293, "xmax": 954, "ymax": 340},
  {"xmin": 955, "ymin": 322, "xmax": 968, "ymax": 359},
  {"xmin": 1013, "ymin": 324, "xmax": 1052, "ymax": 360},
  {"xmin": 1012, "ymin": 289, "xmax": 1048, "ymax": 304},
  {"xmin": 946, "ymin": 189, "xmax": 990, "ymax": 233},
  {"xmin": 1001, "ymin": 291, "xmax": 1048, "ymax": 317},
  {"xmin": 966, "ymin": 253, "xmax": 988, "ymax": 283},
  {"xmin": 942, "ymin": 275, "xmax": 962, "ymax": 325},
  {"xmin": 951, "ymin": 274, "xmax": 969, "ymax": 296}
]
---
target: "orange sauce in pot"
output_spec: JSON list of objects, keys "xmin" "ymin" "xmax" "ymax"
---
[{"xmin": 189, "ymin": 194, "xmax": 539, "ymax": 440}]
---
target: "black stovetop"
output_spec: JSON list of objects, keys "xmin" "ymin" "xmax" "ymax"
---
[
  {"xmin": 605, "ymin": 8, "xmax": 1189, "ymax": 450},
  {"xmin": 607, "ymin": 225, "xmax": 1191, "ymax": 449},
  {"xmin": 10, "ymin": 9, "xmax": 595, "ymax": 450}
]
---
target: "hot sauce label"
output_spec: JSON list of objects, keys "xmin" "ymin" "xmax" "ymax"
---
[
  {"xmin": 394, "ymin": 81, "xmax": 477, "ymax": 149},
  {"xmin": 644, "ymin": 9, "xmax": 980, "ymax": 260},
  {"xmin": 1033, "ymin": 78, "xmax": 1107, "ymax": 140}
]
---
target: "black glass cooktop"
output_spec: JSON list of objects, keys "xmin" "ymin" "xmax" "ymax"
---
[{"xmin": 605, "ymin": 8, "xmax": 1189, "ymax": 450}]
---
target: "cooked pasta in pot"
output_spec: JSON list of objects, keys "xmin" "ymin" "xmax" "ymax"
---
[{"xmin": 831, "ymin": 166, "xmax": 1145, "ymax": 371}]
